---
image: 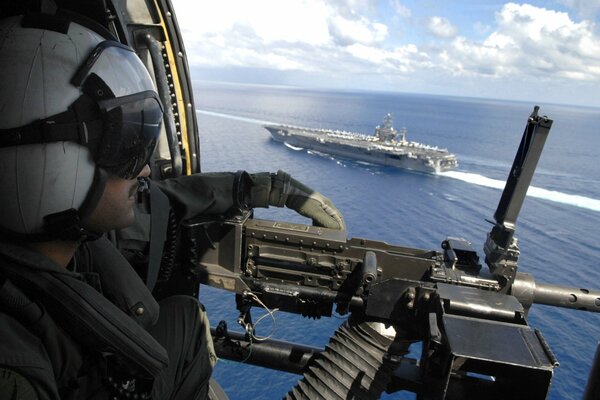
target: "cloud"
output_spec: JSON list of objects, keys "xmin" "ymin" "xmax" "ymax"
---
[
  {"xmin": 438, "ymin": 3, "xmax": 600, "ymax": 81},
  {"xmin": 427, "ymin": 16, "xmax": 458, "ymax": 38},
  {"xmin": 557, "ymin": 0, "xmax": 600, "ymax": 20},
  {"xmin": 473, "ymin": 21, "xmax": 492, "ymax": 36},
  {"xmin": 391, "ymin": 0, "xmax": 411, "ymax": 18},
  {"xmin": 176, "ymin": 1, "xmax": 332, "ymax": 46},
  {"xmin": 174, "ymin": 0, "xmax": 392, "ymax": 72},
  {"xmin": 173, "ymin": 0, "xmax": 600, "ymax": 94},
  {"xmin": 328, "ymin": 16, "xmax": 388, "ymax": 46},
  {"xmin": 328, "ymin": 0, "xmax": 378, "ymax": 17},
  {"xmin": 345, "ymin": 43, "xmax": 431, "ymax": 73}
]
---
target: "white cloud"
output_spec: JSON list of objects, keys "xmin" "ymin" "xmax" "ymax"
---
[
  {"xmin": 175, "ymin": 1, "xmax": 331, "ymax": 46},
  {"xmin": 391, "ymin": 0, "xmax": 411, "ymax": 18},
  {"xmin": 438, "ymin": 3, "xmax": 600, "ymax": 81},
  {"xmin": 473, "ymin": 21, "xmax": 492, "ymax": 36},
  {"xmin": 345, "ymin": 43, "xmax": 429, "ymax": 73},
  {"xmin": 427, "ymin": 16, "xmax": 458, "ymax": 38},
  {"xmin": 557, "ymin": 0, "xmax": 600, "ymax": 20},
  {"xmin": 328, "ymin": 16, "xmax": 388, "ymax": 46},
  {"xmin": 328, "ymin": 0, "xmax": 377, "ymax": 16},
  {"xmin": 173, "ymin": 0, "xmax": 393, "ymax": 73}
]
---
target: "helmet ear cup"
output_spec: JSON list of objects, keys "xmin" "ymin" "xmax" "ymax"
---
[{"xmin": 0, "ymin": 143, "xmax": 96, "ymax": 235}]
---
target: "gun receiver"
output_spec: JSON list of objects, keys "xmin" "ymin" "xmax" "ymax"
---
[{"xmin": 182, "ymin": 107, "xmax": 600, "ymax": 398}]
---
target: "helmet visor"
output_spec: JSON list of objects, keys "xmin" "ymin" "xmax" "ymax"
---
[
  {"xmin": 73, "ymin": 40, "xmax": 164, "ymax": 179},
  {"xmin": 72, "ymin": 40, "xmax": 157, "ymax": 96},
  {"xmin": 96, "ymin": 91, "xmax": 163, "ymax": 179}
]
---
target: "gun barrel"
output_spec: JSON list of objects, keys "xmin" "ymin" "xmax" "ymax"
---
[{"xmin": 534, "ymin": 281, "xmax": 600, "ymax": 312}]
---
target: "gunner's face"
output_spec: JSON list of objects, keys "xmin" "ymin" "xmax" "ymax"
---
[{"xmin": 82, "ymin": 165, "xmax": 151, "ymax": 232}]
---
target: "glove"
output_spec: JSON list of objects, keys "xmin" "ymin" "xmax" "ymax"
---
[
  {"xmin": 248, "ymin": 170, "xmax": 345, "ymax": 231},
  {"xmin": 156, "ymin": 170, "xmax": 345, "ymax": 231}
]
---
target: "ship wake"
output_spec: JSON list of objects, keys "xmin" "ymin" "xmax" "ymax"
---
[
  {"xmin": 439, "ymin": 171, "xmax": 600, "ymax": 213},
  {"xmin": 284, "ymin": 142, "xmax": 304, "ymax": 151},
  {"xmin": 196, "ymin": 109, "xmax": 276, "ymax": 125}
]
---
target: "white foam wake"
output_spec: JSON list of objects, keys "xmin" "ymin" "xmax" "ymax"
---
[
  {"xmin": 284, "ymin": 142, "xmax": 304, "ymax": 151},
  {"xmin": 439, "ymin": 171, "xmax": 600, "ymax": 213},
  {"xmin": 196, "ymin": 109, "xmax": 276, "ymax": 126}
]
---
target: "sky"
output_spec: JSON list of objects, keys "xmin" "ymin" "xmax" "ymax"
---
[{"xmin": 170, "ymin": 1, "xmax": 600, "ymax": 107}]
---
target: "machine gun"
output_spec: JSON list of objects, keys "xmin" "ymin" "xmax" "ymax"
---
[{"xmin": 182, "ymin": 107, "xmax": 600, "ymax": 399}]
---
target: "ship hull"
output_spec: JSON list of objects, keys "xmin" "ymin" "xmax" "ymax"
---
[{"xmin": 265, "ymin": 126, "xmax": 457, "ymax": 174}]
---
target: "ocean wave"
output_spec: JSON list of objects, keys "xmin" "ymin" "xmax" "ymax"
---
[{"xmin": 439, "ymin": 171, "xmax": 600, "ymax": 212}]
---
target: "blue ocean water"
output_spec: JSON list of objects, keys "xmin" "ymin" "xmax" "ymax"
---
[{"xmin": 194, "ymin": 81, "xmax": 600, "ymax": 399}]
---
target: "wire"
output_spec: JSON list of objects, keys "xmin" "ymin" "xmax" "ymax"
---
[
  {"xmin": 244, "ymin": 292, "xmax": 279, "ymax": 342},
  {"xmin": 218, "ymin": 292, "xmax": 279, "ymax": 365}
]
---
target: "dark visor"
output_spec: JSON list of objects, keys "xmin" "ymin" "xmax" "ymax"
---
[
  {"xmin": 75, "ymin": 40, "xmax": 163, "ymax": 178},
  {"xmin": 96, "ymin": 90, "xmax": 163, "ymax": 179}
]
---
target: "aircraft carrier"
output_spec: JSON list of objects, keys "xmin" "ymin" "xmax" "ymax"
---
[{"xmin": 264, "ymin": 114, "xmax": 458, "ymax": 174}]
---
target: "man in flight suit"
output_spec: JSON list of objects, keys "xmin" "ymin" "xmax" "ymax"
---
[{"xmin": 0, "ymin": 13, "xmax": 344, "ymax": 400}]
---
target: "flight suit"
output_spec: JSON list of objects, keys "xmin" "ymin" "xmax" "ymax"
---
[{"xmin": 0, "ymin": 236, "xmax": 216, "ymax": 400}]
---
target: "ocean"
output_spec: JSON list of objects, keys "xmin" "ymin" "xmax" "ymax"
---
[{"xmin": 193, "ymin": 81, "xmax": 600, "ymax": 399}]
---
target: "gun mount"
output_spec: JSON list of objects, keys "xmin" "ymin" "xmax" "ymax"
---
[{"xmin": 182, "ymin": 107, "xmax": 600, "ymax": 399}]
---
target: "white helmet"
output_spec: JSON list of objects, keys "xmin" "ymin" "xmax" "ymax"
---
[{"xmin": 0, "ymin": 14, "xmax": 163, "ymax": 239}]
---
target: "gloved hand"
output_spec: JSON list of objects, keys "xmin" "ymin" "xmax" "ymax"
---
[
  {"xmin": 155, "ymin": 170, "xmax": 345, "ymax": 231},
  {"xmin": 248, "ymin": 170, "xmax": 345, "ymax": 231}
]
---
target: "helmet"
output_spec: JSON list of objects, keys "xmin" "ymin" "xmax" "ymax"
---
[{"xmin": 0, "ymin": 14, "xmax": 163, "ymax": 239}]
